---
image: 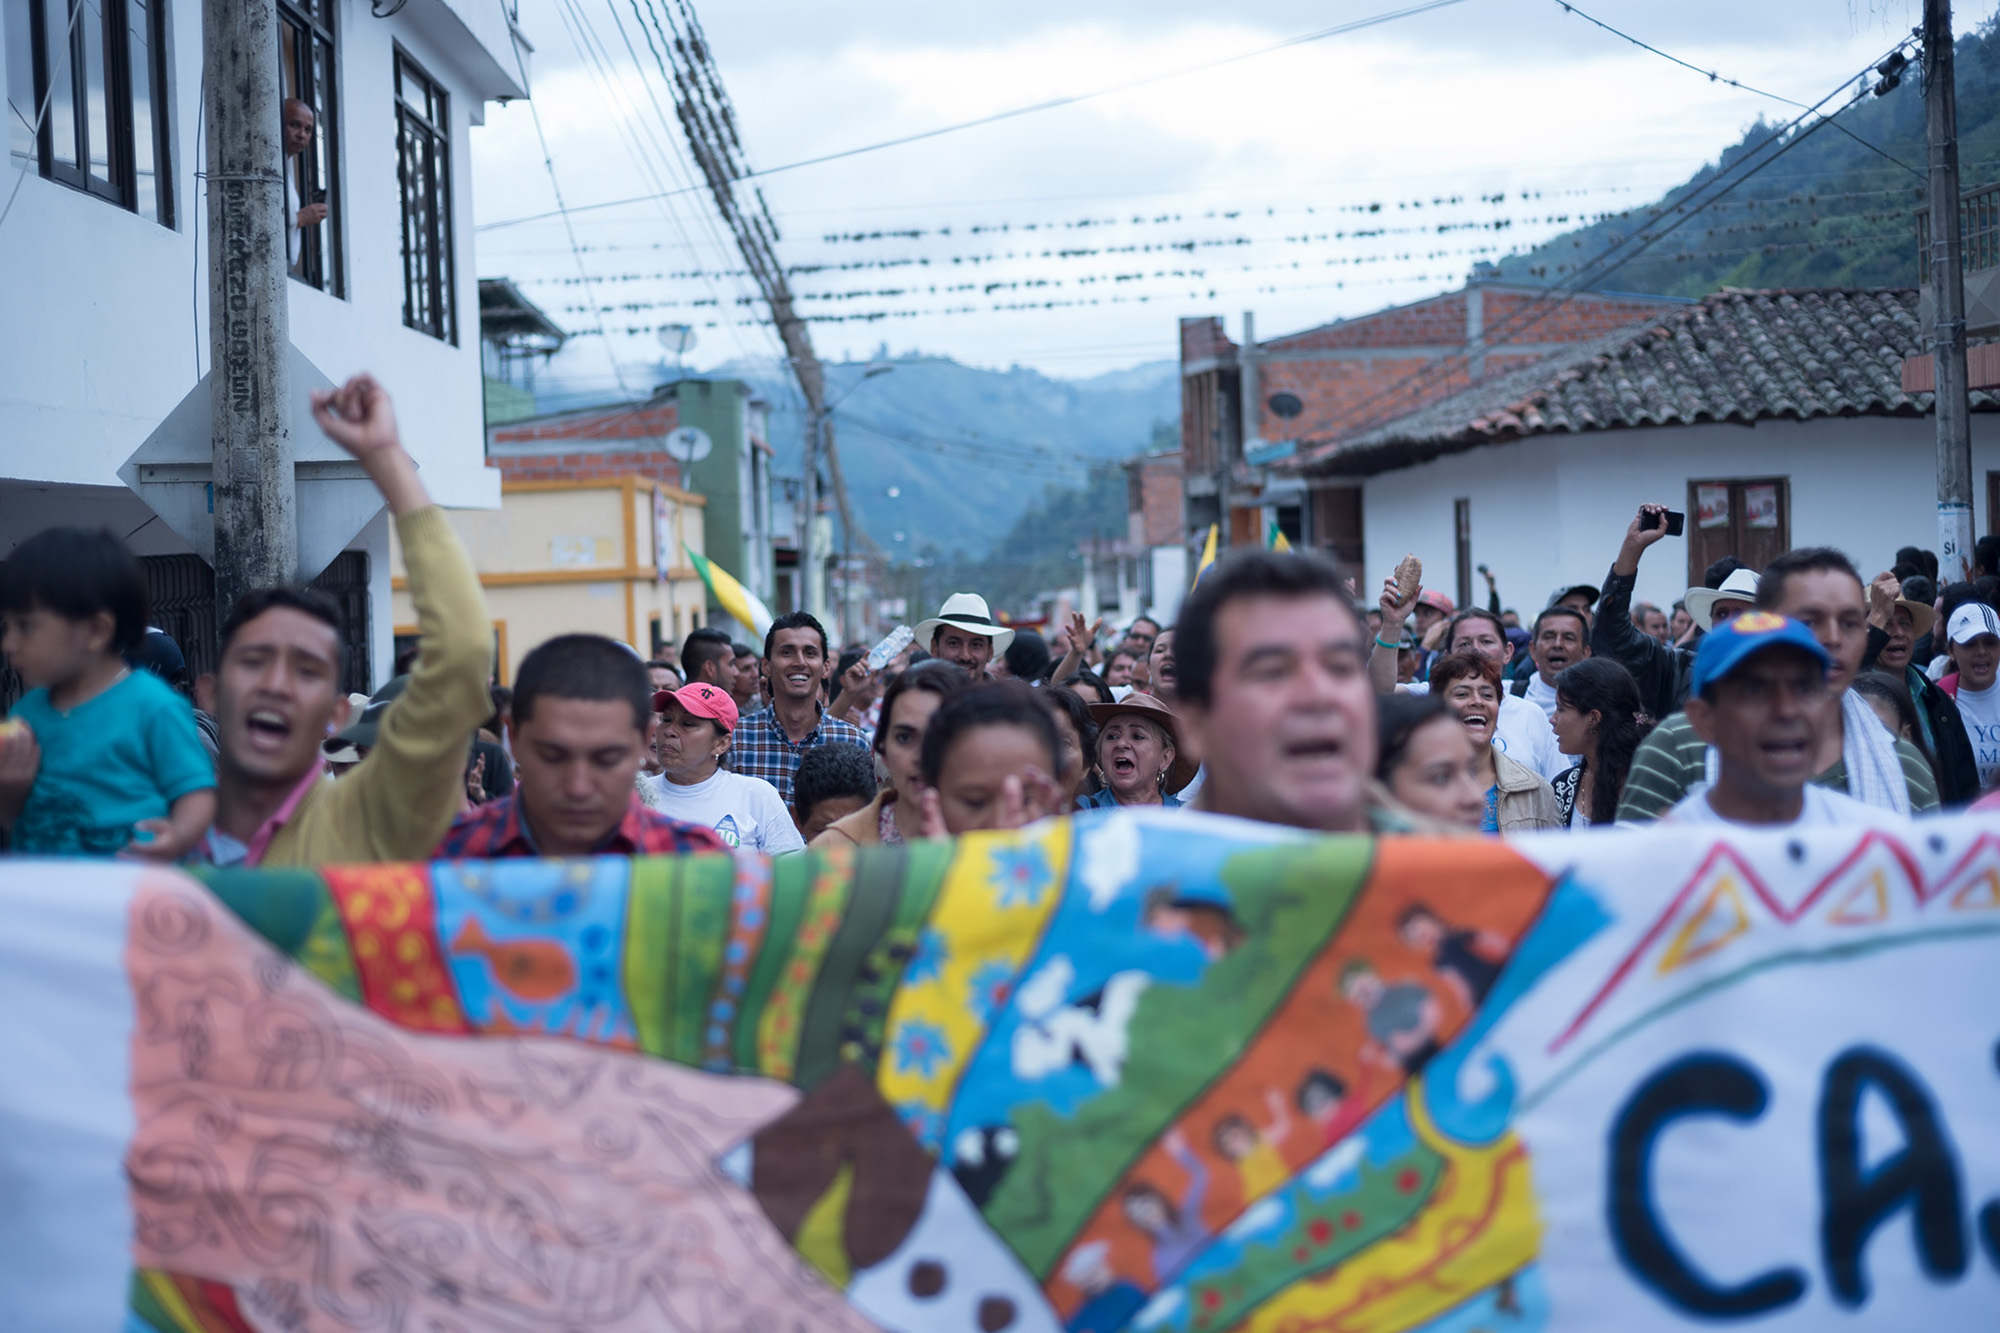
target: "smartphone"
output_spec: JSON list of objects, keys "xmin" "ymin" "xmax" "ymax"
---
[{"xmin": 1641, "ymin": 509, "xmax": 1687, "ymax": 537}]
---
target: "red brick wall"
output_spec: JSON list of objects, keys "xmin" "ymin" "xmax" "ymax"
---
[
  {"xmin": 1131, "ymin": 455, "xmax": 1184, "ymax": 547},
  {"xmin": 1181, "ymin": 316, "xmax": 1236, "ymax": 365},
  {"xmin": 489, "ymin": 402, "xmax": 679, "ymax": 444},
  {"xmin": 494, "ymin": 453, "xmax": 684, "ymax": 487},
  {"xmin": 1268, "ymin": 292, "xmax": 1469, "ymax": 353},
  {"xmin": 1244, "ymin": 288, "xmax": 1675, "ymax": 445}
]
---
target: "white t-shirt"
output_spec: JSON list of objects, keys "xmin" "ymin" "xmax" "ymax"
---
[
  {"xmin": 1406, "ymin": 682, "xmax": 1574, "ymax": 781},
  {"xmin": 1663, "ymin": 782, "xmax": 1902, "ymax": 830},
  {"xmin": 638, "ymin": 769, "xmax": 804, "ymax": 853},
  {"xmin": 1521, "ymin": 673, "xmax": 1559, "ymax": 719},
  {"xmin": 1955, "ymin": 680, "xmax": 2000, "ymax": 787}
]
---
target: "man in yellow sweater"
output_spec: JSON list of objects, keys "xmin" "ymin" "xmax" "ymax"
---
[{"xmin": 197, "ymin": 374, "xmax": 493, "ymax": 867}]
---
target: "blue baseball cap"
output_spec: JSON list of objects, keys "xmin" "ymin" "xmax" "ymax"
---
[{"xmin": 1689, "ymin": 611, "xmax": 1832, "ymax": 697}]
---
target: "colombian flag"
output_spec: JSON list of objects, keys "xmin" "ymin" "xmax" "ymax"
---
[
  {"xmin": 1192, "ymin": 523, "xmax": 1219, "ymax": 589},
  {"xmin": 685, "ymin": 543, "xmax": 775, "ymax": 638}
]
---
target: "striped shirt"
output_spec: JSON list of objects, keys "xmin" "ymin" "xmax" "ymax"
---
[{"xmin": 1614, "ymin": 712, "xmax": 1940, "ymax": 823}]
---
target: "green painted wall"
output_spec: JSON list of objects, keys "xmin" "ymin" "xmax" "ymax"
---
[
  {"xmin": 673, "ymin": 378, "xmax": 752, "ymax": 600},
  {"xmin": 483, "ymin": 377, "xmax": 537, "ymax": 426}
]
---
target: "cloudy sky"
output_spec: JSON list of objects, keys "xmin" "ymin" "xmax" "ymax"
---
[{"xmin": 469, "ymin": 0, "xmax": 1933, "ymax": 392}]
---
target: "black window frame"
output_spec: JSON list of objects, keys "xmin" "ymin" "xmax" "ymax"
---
[
  {"xmin": 277, "ymin": 0, "xmax": 342, "ymax": 296},
  {"xmin": 394, "ymin": 46, "xmax": 454, "ymax": 344},
  {"xmin": 12, "ymin": 0, "xmax": 174, "ymax": 225}
]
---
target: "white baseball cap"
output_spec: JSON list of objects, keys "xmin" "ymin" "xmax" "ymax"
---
[{"xmin": 1946, "ymin": 602, "xmax": 2000, "ymax": 645}]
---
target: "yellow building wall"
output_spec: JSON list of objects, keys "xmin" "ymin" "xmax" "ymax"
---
[{"xmin": 391, "ymin": 477, "xmax": 709, "ymax": 682}]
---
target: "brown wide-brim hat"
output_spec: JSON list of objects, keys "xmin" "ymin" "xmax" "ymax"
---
[{"xmin": 1087, "ymin": 691, "xmax": 1198, "ymax": 793}]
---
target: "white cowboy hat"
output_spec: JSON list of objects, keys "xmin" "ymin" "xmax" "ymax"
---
[
  {"xmin": 916, "ymin": 592, "xmax": 1015, "ymax": 654},
  {"xmin": 1683, "ymin": 567, "xmax": 1761, "ymax": 628}
]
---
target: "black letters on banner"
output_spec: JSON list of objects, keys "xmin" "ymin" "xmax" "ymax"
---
[
  {"xmin": 1607, "ymin": 1052, "xmax": 1808, "ymax": 1317},
  {"xmin": 1817, "ymin": 1045, "xmax": 1968, "ymax": 1306}
]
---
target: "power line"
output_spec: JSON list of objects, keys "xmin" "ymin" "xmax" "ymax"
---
[
  {"xmin": 1285, "ymin": 35, "xmax": 1923, "ymax": 446},
  {"xmin": 475, "ymin": 0, "xmax": 1475, "ymax": 233},
  {"xmin": 495, "ymin": 0, "xmax": 633, "ymax": 395},
  {"xmin": 1552, "ymin": 0, "xmax": 1920, "ymax": 177}
]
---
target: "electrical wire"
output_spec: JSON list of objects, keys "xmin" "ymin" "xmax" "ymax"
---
[
  {"xmin": 475, "ymin": 0, "xmax": 1476, "ymax": 232},
  {"xmin": 1277, "ymin": 35, "xmax": 1924, "ymax": 447},
  {"xmin": 496, "ymin": 0, "xmax": 633, "ymax": 395},
  {"xmin": 1551, "ymin": 0, "xmax": 1920, "ymax": 178}
]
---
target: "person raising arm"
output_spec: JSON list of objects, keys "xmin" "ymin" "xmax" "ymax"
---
[{"xmin": 200, "ymin": 374, "xmax": 495, "ymax": 867}]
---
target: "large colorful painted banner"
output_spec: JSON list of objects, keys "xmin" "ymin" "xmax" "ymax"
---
[{"xmin": 0, "ymin": 809, "xmax": 1995, "ymax": 1332}]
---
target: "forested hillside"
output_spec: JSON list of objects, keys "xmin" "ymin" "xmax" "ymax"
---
[{"xmin": 1490, "ymin": 12, "xmax": 2000, "ymax": 295}]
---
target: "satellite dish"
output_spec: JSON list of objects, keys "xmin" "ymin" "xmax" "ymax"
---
[
  {"xmin": 663, "ymin": 426, "xmax": 713, "ymax": 463},
  {"xmin": 1267, "ymin": 391, "xmax": 1304, "ymax": 419},
  {"xmin": 657, "ymin": 324, "xmax": 698, "ymax": 355}
]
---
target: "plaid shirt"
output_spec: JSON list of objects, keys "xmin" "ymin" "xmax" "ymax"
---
[
  {"xmin": 730, "ymin": 704, "xmax": 869, "ymax": 807},
  {"xmin": 435, "ymin": 791, "xmax": 725, "ymax": 859}
]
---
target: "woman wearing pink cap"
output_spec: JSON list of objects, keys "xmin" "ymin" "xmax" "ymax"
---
[{"xmin": 639, "ymin": 682, "xmax": 805, "ymax": 853}]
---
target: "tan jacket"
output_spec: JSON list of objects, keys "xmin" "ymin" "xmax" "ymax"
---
[
  {"xmin": 1493, "ymin": 748, "xmax": 1562, "ymax": 834},
  {"xmin": 261, "ymin": 507, "xmax": 494, "ymax": 866},
  {"xmin": 810, "ymin": 789, "xmax": 894, "ymax": 851}
]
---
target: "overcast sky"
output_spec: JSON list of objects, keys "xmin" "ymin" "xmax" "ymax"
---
[{"xmin": 469, "ymin": 0, "xmax": 1936, "ymax": 390}]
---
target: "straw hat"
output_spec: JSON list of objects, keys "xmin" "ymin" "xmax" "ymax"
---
[
  {"xmin": 1087, "ymin": 691, "xmax": 1198, "ymax": 793},
  {"xmin": 1683, "ymin": 567, "xmax": 1760, "ymax": 628},
  {"xmin": 915, "ymin": 592, "xmax": 1016, "ymax": 654}
]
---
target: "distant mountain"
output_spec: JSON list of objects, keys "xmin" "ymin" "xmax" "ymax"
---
[
  {"xmin": 709, "ymin": 354, "xmax": 1179, "ymax": 558},
  {"xmin": 1489, "ymin": 14, "xmax": 2000, "ymax": 296}
]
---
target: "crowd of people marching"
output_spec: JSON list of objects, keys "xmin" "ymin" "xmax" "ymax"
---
[{"xmin": 1, "ymin": 376, "xmax": 1997, "ymax": 868}]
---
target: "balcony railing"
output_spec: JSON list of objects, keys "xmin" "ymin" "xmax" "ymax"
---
[{"xmin": 1917, "ymin": 181, "xmax": 2000, "ymax": 280}]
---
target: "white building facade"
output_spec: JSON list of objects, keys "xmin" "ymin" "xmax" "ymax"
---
[
  {"xmin": 0, "ymin": 0, "xmax": 523, "ymax": 688},
  {"xmin": 1352, "ymin": 415, "xmax": 2000, "ymax": 618},
  {"xmin": 1285, "ymin": 289, "xmax": 2000, "ymax": 616}
]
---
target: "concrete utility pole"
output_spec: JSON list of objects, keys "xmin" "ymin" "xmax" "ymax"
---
[
  {"xmin": 203, "ymin": 0, "xmax": 297, "ymax": 620},
  {"xmin": 1926, "ymin": 0, "xmax": 1975, "ymax": 582}
]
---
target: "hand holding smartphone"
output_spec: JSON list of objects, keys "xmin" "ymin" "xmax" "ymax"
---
[{"xmin": 1639, "ymin": 506, "xmax": 1686, "ymax": 537}]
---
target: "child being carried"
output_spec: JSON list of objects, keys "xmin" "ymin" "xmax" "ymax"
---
[{"xmin": 0, "ymin": 528, "xmax": 215, "ymax": 858}]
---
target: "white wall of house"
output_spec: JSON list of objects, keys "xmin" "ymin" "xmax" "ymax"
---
[
  {"xmin": 0, "ymin": 0, "xmax": 521, "ymax": 684},
  {"xmin": 1358, "ymin": 415, "xmax": 2000, "ymax": 618}
]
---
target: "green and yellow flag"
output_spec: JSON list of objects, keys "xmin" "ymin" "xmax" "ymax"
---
[{"xmin": 685, "ymin": 544, "xmax": 775, "ymax": 638}]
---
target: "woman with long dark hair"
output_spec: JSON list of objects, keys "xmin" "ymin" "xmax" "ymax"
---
[{"xmin": 1549, "ymin": 658, "xmax": 1653, "ymax": 827}]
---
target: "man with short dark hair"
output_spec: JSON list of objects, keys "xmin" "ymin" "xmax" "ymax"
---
[
  {"xmin": 197, "ymin": 375, "xmax": 494, "ymax": 867},
  {"xmin": 680, "ymin": 627, "xmax": 734, "ymax": 689},
  {"xmin": 730, "ymin": 643, "xmax": 761, "ymax": 712},
  {"xmin": 437, "ymin": 635, "xmax": 724, "ymax": 858},
  {"xmin": 730, "ymin": 612, "xmax": 867, "ymax": 806},
  {"xmin": 645, "ymin": 659, "xmax": 682, "ymax": 694},
  {"xmin": 1174, "ymin": 550, "xmax": 1380, "ymax": 832},
  {"xmin": 1667, "ymin": 612, "xmax": 1895, "ymax": 828},
  {"xmin": 1122, "ymin": 615, "xmax": 1162, "ymax": 659},
  {"xmin": 1514, "ymin": 606, "xmax": 1591, "ymax": 719},
  {"xmin": 1618, "ymin": 547, "xmax": 1939, "ymax": 821},
  {"xmin": 1633, "ymin": 603, "xmax": 1670, "ymax": 643},
  {"xmin": 1103, "ymin": 647, "xmax": 1138, "ymax": 691},
  {"xmin": 791, "ymin": 742, "xmax": 877, "ymax": 841},
  {"xmin": 281, "ymin": 97, "xmax": 327, "ymax": 276}
]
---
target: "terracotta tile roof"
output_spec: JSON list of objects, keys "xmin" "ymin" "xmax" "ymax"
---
[{"xmin": 1292, "ymin": 288, "xmax": 1994, "ymax": 475}]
